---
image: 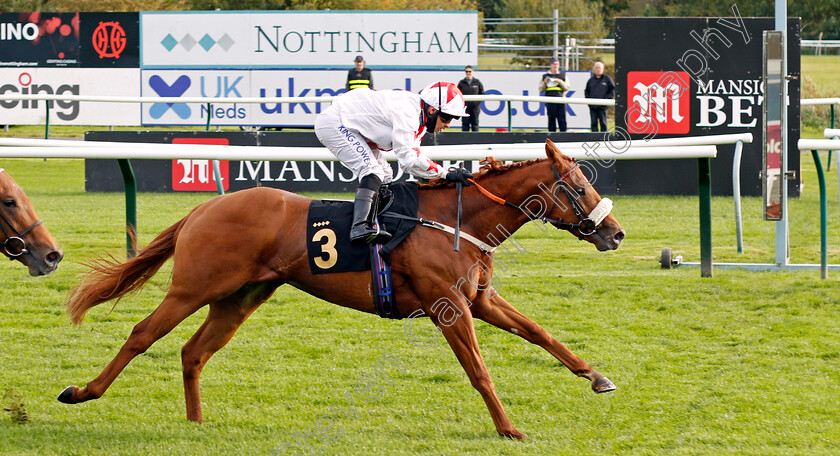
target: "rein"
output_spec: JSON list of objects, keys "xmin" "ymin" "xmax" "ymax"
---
[
  {"xmin": 467, "ymin": 161, "xmax": 613, "ymax": 237},
  {"xmin": 0, "ymin": 169, "xmax": 43, "ymax": 258},
  {"xmin": 382, "ymin": 160, "xmax": 613, "ymax": 254}
]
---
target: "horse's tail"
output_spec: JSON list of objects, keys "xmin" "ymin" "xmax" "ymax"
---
[{"xmin": 66, "ymin": 212, "xmax": 192, "ymax": 325}]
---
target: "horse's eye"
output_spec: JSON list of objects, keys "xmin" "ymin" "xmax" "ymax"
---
[
  {"xmin": 577, "ymin": 188, "xmax": 586, "ymax": 196},
  {"xmin": 2, "ymin": 199, "xmax": 15, "ymax": 208}
]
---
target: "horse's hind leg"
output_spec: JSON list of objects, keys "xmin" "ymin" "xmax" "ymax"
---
[
  {"xmin": 181, "ymin": 282, "xmax": 279, "ymax": 422},
  {"xmin": 58, "ymin": 289, "xmax": 206, "ymax": 404},
  {"xmin": 472, "ymin": 292, "xmax": 616, "ymax": 393}
]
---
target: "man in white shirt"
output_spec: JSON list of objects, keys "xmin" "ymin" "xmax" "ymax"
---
[{"xmin": 315, "ymin": 81, "xmax": 472, "ymax": 244}]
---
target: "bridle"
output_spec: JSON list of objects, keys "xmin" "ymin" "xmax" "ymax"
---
[
  {"xmin": 467, "ymin": 160, "xmax": 613, "ymax": 237},
  {"xmin": 0, "ymin": 169, "xmax": 43, "ymax": 258}
]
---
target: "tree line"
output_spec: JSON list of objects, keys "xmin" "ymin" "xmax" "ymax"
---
[{"xmin": 0, "ymin": 0, "xmax": 836, "ymax": 40}]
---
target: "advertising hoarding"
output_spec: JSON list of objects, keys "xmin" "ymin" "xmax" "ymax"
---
[
  {"xmin": 0, "ymin": 12, "xmax": 80, "ymax": 67},
  {"xmin": 84, "ymin": 131, "xmax": 611, "ymax": 193},
  {"xmin": 140, "ymin": 69, "xmax": 593, "ymax": 130},
  {"xmin": 615, "ymin": 17, "xmax": 801, "ymax": 197},
  {"xmin": 0, "ymin": 12, "xmax": 139, "ymax": 68},
  {"xmin": 0, "ymin": 68, "xmax": 140, "ymax": 125},
  {"xmin": 140, "ymin": 10, "xmax": 478, "ymax": 69},
  {"xmin": 0, "ymin": 67, "xmax": 593, "ymax": 129},
  {"xmin": 79, "ymin": 12, "xmax": 140, "ymax": 68}
]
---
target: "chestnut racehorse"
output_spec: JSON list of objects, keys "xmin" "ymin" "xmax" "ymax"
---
[
  {"xmin": 0, "ymin": 168, "xmax": 62, "ymax": 275},
  {"xmin": 59, "ymin": 140, "xmax": 625, "ymax": 439}
]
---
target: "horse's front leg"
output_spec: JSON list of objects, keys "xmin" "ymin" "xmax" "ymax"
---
[
  {"xmin": 471, "ymin": 290, "xmax": 615, "ymax": 393},
  {"xmin": 433, "ymin": 309, "xmax": 527, "ymax": 440}
]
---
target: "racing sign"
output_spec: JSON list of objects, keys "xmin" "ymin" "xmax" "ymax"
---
[
  {"xmin": 140, "ymin": 69, "xmax": 593, "ymax": 130},
  {"xmin": 615, "ymin": 16, "xmax": 801, "ymax": 197},
  {"xmin": 0, "ymin": 12, "xmax": 80, "ymax": 67},
  {"xmin": 140, "ymin": 10, "xmax": 478, "ymax": 69}
]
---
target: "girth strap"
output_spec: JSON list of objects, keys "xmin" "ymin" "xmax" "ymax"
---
[{"xmin": 370, "ymin": 239, "xmax": 398, "ymax": 319}]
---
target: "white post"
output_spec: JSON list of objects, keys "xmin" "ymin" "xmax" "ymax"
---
[
  {"xmin": 774, "ymin": 0, "xmax": 790, "ymax": 265},
  {"xmin": 834, "ymin": 133, "xmax": 840, "ymax": 221},
  {"xmin": 733, "ymin": 140, "xmax": 744, "ymax": 253},
  {"xmin": 563, "ymin": 36, "xmax": 570, "ymax": 71},
  {"xmin": 553, "ymin": 9, "xmax": 559, "ymax": 62}
]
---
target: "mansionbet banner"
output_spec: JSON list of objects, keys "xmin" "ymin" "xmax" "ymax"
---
[
  {"xmin": 140, "ymin": 10, "xmax": 477, "ymax": 69},
  {"xmin": 615, "ymin": 17, "xmax": 801, "ymax": 196}
]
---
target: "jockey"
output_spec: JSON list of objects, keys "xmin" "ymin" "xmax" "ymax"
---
[{"xmin": 315, "ymin": 81, "xmax": 474, "ymax": 244}]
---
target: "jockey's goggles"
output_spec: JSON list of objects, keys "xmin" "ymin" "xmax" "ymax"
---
[{"xmin": 439, "ymin": 112, "xmax": 460, "ymax": 123}]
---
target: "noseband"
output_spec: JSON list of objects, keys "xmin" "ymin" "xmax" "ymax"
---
[
  {"xmin": 543, "ymin": 162, "xmax": 613, "ymax": 236},
  {"xmin": 468, "ymin": 161, "xmax": 613, "ymax": 237},
  {"xmin": 0, "ymin": 169, "xmax": 43, "ymax": 258}
]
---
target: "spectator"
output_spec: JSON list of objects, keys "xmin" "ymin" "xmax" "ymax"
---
[
  {"xmin": 457, "ymin": 65, "xmax": 484, "ymax": 131},
  {"xmin": 538, "ymin": 57, "xmax": 569, "ymax": 132},
  {"xmin": 346, "ymin": 55, "xmax": 373, "ymax": 91},
  {"xmin": 584, "ymin": 61, "xmax": 615, "ymax": 132}
]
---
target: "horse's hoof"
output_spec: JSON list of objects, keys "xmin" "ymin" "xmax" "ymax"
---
[
  {"xmin": 57, "ymin": 385, "xmax": 77, "ymax": 404},
  {"xmin": 501, "ymin": 429, "xmax": 528, "ymax": 440},
  {"xmin": 592, "ymin": 376, "xmax": 616, "ymax": 393}
]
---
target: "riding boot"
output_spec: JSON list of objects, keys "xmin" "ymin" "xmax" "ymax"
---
[{"xmin": 349, "ymin": 186, "xmax": 392, "ymax": 244}]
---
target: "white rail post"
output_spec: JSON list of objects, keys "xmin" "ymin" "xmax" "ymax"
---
[
  {"xmin": 834, "ymin": 132, "xmax": 840, "ymax": 220},
  {"xmin": 733, "ymin": 139, "xmax": 744, "ymax": 253},
  {"xmin": 774, "ymin": 0, "xmax": 790, "ymax": 266}
]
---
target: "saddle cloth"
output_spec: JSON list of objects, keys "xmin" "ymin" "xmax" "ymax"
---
[
  {"xmin": 306, "ymin": 182, "xmax": 419, "ymax": 275},
  {"xmin": 306, "ymin": 183, "xmax": 419, "ymax": 319}
]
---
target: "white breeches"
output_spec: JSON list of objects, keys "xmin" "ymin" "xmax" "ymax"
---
[{"xmin": 314, "ymin": 105, "xmax": 393, "ymax": 184}]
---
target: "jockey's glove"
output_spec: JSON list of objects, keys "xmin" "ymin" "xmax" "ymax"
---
[{"xmin": 445, "ymin": 167, "xmax": 473, "ymax": 186}]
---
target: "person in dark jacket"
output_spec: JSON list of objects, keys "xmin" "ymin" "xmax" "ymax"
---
[
  {"xmin": 539, "ymin": 57, "xmax": 569, "ymax": 132},
  {"xmin": 584, "ymin": 61, "xmax": 615, "ymax": 132},
  {"xmin": 346, "ymin": 55, "xmax": 373, "ymax": 91},
  {"xmin": 457, "ymin": 65, "xmax": 484, "ymax": 131}
]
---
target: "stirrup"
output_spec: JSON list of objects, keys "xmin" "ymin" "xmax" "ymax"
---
[{"xmin": 350, "ymin": 223, "xmax": 392, "ymax": 245}]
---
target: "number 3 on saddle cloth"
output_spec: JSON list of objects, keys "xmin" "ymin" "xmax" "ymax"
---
[{"xmin": 306, "ymin": 183, "xmax": 420, "ymax": 319}]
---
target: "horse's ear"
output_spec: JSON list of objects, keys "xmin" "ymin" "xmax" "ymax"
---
[{"xmin": 545, "ymin": 139, "xmax": 572, "ymax": 162}]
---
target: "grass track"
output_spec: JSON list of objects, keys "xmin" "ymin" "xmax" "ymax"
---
[{"xmin": 0, "ymin": 158, "xmax": 839, "ymax": 455}]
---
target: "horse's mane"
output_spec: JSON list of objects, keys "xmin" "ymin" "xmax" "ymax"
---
[{"xmin": 420, "ymin": 157, "xmax": 545, "ymax": 189}]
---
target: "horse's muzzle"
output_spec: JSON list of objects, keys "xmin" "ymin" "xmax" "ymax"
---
[
  {"xmin": 24, "ymin": 246, "xmax": 63, "ymax": 276},
  {"xmin": 594, "ymin": 226, "xmax": 625, "ymax": 251}
]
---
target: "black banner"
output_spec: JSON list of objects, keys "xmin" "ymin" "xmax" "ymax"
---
[
  {"xmin": 615, "ymin": 17, "xmax": 801, "ymax": 197},
  {"xmin": 0, "ymin": 12, "xmax": 80, "ymax": 67},
  {"xmin": 84, "ymin": 130, "xmax": 746, "ymax": 196},
  {"xmin": 0, "ymin": 12, "xmax": 139, "ymax": 68},
  {"xmin": 79, "ymin": 12, "xmax": 139, "ymax": 68}
]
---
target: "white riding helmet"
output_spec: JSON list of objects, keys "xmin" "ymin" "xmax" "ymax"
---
[{"xmin": 419, "ymin": 81, "xmax": 469, "ymax": 117}]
